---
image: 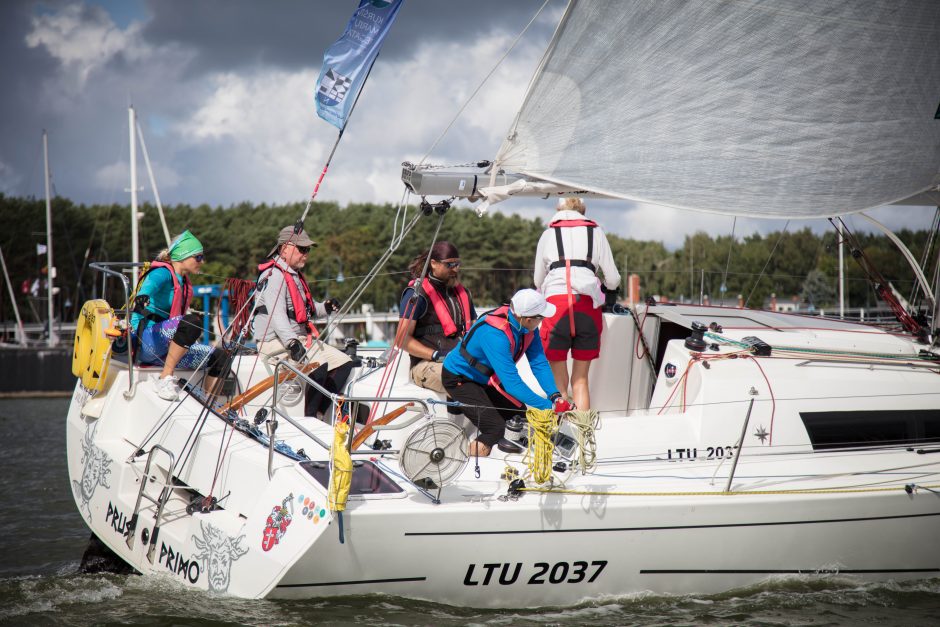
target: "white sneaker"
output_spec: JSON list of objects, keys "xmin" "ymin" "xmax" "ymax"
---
[{"xmin": 154, "ymin": 375, "xmax": 180, "ymax": 401}]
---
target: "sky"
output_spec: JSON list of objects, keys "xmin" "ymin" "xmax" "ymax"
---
[{"xmin": 1, "ymin": 0, "xmax": 937, "ymax": 251}]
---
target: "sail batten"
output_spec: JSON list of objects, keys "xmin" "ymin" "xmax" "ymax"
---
[{"xmin": 494, "ymin": 0, "xmax": 940, "ymax": 218}]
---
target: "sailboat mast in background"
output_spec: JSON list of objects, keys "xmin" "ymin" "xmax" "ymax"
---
[
  {"xmin": 128, "ymin": 106, "xmax": 140, "ymax": 287},
  {"xmin": 42, "ymin": 129, "xmax": 57, "ymax": 347}
]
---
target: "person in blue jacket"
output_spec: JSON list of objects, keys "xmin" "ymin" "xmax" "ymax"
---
[{"xmin": 442, "ymin": 288, "xmax": 572, "ymax": 457}]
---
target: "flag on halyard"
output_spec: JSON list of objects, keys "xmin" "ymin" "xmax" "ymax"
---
[{"xmin": 315, "ymin": 0, "xmax": 404, "ymax": 130}]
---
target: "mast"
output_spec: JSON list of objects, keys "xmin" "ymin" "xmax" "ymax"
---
[
  {"xmin": 42, "ymin": 130, "xmax": 58, "ymax": 347},
  {"xmin": 135, "ymin": 117, "xmax": 171, "ymax": 247},
  {"xmin": 129, "ymin": 106, "xmax": 140, "ymax": 287},
  {"xmin": 0, "ymin": 246, "xmax": 27, "ymax": 346},
  {"xmin": 838, "ymin": 224, "xmax": 845, "ymax": 318},
  {"xmin": 934, "ymin": 245, "xmax": 940, "ymax": 347}
]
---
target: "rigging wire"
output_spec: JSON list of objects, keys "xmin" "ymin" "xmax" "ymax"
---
[
  {"xmin": 720, "ymin": 216, "xmax": 736, "ymax": 301},
  {"xmin": 743, "ymin": 220, "xmax": 789, "ymax": 309},
  {"xmin": 416, "ymin": 0, "xmax": 552, "ymax": 167}
]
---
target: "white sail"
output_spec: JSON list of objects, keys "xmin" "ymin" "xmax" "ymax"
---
[{"xmin": 493, "ymin": 0, "xmax": 940, "ymax": 217}]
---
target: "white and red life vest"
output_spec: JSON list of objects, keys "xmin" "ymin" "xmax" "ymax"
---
[
  {"xmin": 257, "ymin": 259, "xmax": 319, "ymax": 338},
  {"xmin": 548, "ymin": 218, "xmax": 599, "ymax": 336}
]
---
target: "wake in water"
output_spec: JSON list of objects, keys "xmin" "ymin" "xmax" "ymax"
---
[{"xmin": 2, "ymin": 569, "xmax": 939, "ymax": 626}]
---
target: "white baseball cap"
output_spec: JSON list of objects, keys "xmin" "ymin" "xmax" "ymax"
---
[{"xmin": 510, "ymin": 288, "xmax": 556, "ymax": 318}]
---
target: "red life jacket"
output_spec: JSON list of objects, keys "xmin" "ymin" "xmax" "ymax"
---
[
  {"xmin": 140, "ymin": 260, "xmax": 192, "ymax": 319},
  {"xmin": 548, "ymin": 218, "xmax": 598, "ymax": 336},
  {"xmin": 407, "ymin": 277, "xmax": 472, "ymax": 337},
  {"xmin": 458, "ymin": 305, "xmax": 534, "ymax": 407},
  {"xmin": 257, "ymin": 259, "xmax": 319, "ymax": 339}
]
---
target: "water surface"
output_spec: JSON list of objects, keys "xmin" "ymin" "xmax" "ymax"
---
[{"xmin": 2, "ymin": 398, "xmax": 938, "ymax": 626}]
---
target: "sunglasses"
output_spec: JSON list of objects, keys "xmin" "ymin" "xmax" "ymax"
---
[
  {"xmin": 193, "ymin": 254, "xmax": 205, "ymax": 262},
  {"xmin": 435, "ymin": 259, "xmax": 461, "ymax": 269},
  {"xmin": 292, "ymin": 244, "xmax": 312, "ymax": 254}
]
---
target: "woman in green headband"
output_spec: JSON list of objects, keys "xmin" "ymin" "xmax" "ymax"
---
[{"xmin": 131, "ymin": 230, "xmax": 229, "ymax": 401}]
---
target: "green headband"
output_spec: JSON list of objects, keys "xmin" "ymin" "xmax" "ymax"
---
[{"xmin": 169, "ymin": 230, "xmax": 203, "ymax": 261}]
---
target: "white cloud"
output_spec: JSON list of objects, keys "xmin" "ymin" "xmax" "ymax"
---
[
  {"xmin": 170, "ymin": 32, "xmax": 542, "ymax": 207},
  {"xmin": 0, "ymin": 158, "xmax": 23, "ymax": 194},
  {"xmin": 93, "ymin": 158, "xmax": 181, "ymax": 197},
  {"xmin": 25, "ymin": 3, "xmax": 143, "ymax": 87}
]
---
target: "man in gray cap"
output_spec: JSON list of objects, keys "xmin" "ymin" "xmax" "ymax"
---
[{"xmin": 252, "ymin": 225, "xmax": 352, "ymax": 418}]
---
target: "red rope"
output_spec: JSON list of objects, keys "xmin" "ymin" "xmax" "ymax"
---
[{"xmin": 366, "ymin": 295, "xmax": 418, "ymax": 424}]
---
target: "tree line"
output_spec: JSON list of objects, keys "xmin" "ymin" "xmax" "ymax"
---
[{"xmin": 0, "ymin": 194, "xmax": 935, "ymax": 324}]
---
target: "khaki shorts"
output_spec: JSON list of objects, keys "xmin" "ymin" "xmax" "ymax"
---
[
  {"xmin": 410, "ymin": 359, "xmax": 445, "ymax": 394},
  {"xmin": 256, "ymin": 338, "xmax": 351, "ymax": 371}
]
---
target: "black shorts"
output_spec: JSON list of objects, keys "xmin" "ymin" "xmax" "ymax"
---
[{"xmin": 441, "ymin": 368, "xmax": 525, "ymax": 446}]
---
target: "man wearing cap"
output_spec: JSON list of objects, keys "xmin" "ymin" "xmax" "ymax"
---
[
  {"xmin": 132, "ymin": 230, "xmax": 231, "ymax": 401},
  {"xmin": 442, "ymin": 288, "xmax": 571, "ymax": 457},
  {"xmin": 252, "ymin": 225, "xmax": 352, "ymax": 417}
]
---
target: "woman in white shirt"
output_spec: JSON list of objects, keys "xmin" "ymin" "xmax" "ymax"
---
[{"xmin": 533, "ymin": 198, "xmax": 620, "ymax": 410}]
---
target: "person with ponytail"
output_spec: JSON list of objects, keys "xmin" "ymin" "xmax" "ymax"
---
[
  {"xmin": 398, "ymin": 241, "xmax": 476, "ymax": 394},
  {"xmin": 131, "ymin": 230, "xmax": 230, "ymax": 401}
]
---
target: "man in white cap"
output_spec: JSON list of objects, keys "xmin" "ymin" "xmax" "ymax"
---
[
  {"xmin": 252, "ymin": 225, "xmax": 352, "ymax": 417},
  {"xmin": 442, "ymin": 288, "xmax": 571, "ymax": 457}
]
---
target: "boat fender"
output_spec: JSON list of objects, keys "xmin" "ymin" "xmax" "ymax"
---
[{"xmin": 72, "ymin": 299, "xmax": 116, "ymax": 393}]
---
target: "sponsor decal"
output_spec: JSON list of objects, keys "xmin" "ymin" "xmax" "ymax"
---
[
  {"xmin": 296, "ymin": 493, "xmax": 327, "ymax": 524},
  {"xmin": 317, "ymin": 68, "xmax": 352, "ymax": 107},
  {"xmin": 261, "ymin": 493, "xmax": 294, "ymax": 552}
]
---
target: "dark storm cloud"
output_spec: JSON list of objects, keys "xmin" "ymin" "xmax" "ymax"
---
[
  {"xmin": 141, "ymin": 0, "xmax": 556, "ymax": 75},
  {"xmin": 0, "ymin": 1, "xmax": 63, "ymax": 194}
]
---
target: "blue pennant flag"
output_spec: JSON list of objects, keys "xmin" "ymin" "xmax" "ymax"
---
[{"xmin": 315, "ymin": 0, "xmax": 404, "ymax": 130}]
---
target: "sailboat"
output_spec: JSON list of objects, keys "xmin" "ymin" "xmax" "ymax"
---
[{"xmin": 66, "ymin": 0, "xmax": 940, "ymax": 607}]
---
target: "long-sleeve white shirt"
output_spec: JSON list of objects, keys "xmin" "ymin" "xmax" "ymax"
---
[
  {"xmin": 251, "ymin": 257, "xmax": 327, "ymax": 346},
  {"xmin": 533, "ymin": 210, "xmax": 621, "ymax": 307}
]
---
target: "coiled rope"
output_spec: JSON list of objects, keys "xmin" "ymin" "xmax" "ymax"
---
[
  {"xmin": 525, "ymin": 408, "xmax": 558, "ymax": 486},
  {"xmin": 567, "ymin": 409, "xmax": 600, "ymax": 475}
]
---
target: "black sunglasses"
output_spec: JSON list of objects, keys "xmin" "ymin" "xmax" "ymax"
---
[
  {"xmin": 193, "ymin": 254, "xmax": 205, "ymax": 262},
  {"xmin": 435, "ymin": 259, "xmax": 461, "ymax": 269},
  {"xmin": 293, "ymin": 244, "xmax": 311, "ymax": 254}
]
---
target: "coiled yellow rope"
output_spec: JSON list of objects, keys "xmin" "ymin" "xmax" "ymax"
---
[
  {"xmin": 524, "ymin": 408, "xmax": 558, "ymax": 485},
  {"xmin": 567, "ymin": 409, "xmax": 600, "ymax": 474}
]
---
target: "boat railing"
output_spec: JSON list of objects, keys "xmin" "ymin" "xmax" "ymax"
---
[
  {"xmin": 268, "ymin": 359, "xmax": 431, "ymax": 478},
  {"xmin": 89, "ymin": 261, "xmax": 146, "ymax": 399}
]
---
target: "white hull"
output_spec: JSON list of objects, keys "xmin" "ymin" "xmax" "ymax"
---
[{"xmin": 66, "ymin": 305, "xmax": 940, "ymax": 607}]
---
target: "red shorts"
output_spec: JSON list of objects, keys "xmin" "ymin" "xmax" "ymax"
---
[{"xmin": 539, "ymin": 294, "xmax": 603, "ymax": 361}]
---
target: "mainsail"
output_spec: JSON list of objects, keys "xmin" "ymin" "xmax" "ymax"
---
[{"xmin": 490, "ymin": 0, "xmax": 940, "ymax": 218}]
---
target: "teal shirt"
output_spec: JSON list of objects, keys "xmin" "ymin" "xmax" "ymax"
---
[{"xmin": 130, "ymin": 266, "xmax": 181, "ymax": 330}]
